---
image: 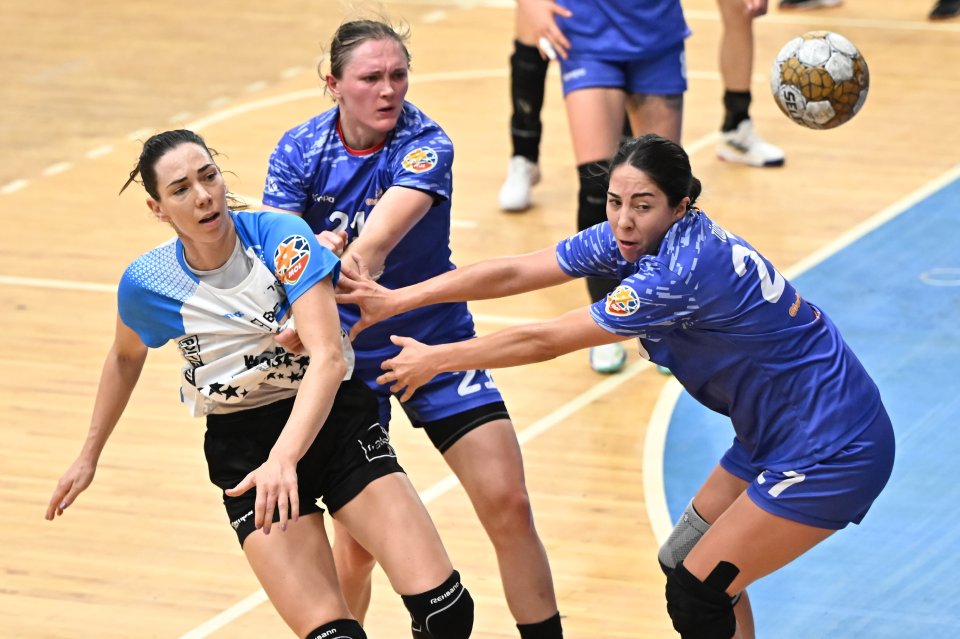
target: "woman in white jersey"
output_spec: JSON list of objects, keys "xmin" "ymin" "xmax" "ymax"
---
[{"xmin": 44, "ymin": 130, "xmax": 474, "ymax": 639}]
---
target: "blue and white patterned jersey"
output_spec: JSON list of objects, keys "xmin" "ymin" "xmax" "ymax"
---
[
  {"xmin": 118, "ymin": 210, "xmax": 352, "ymax": 417},
  {"xmin": 263, "ymin": 101, "xmax": 474, "ymax": 362},
  {"xmin": 556, "ymin": 0, "xmax": 690, "ymax": 60},
  {"xmin": 556, "ymin": 211, "xmax": 883, "ymax": 470}
]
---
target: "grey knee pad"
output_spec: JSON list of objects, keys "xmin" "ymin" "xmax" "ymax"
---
[
  {"xmin": 665, "ymin": 561, "xmax": 738, "ymax": 639},
  {"xmin": 658, "ymin": 501, "xmax": 711, "ymax": 574}
]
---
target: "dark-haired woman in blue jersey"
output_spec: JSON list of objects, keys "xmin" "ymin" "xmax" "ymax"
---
[
  {"xmin": 261, "ymin": 18, "xmax": 563, "ymax": 639},
  {"xmin": 337, "ymin": 134, "xmax": 895, "ymax": 639}
]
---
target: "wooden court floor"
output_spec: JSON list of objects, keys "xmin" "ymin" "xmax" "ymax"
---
[{"xmin": 1, "ymin": 1, "xmax": 958, "ymax": 637}]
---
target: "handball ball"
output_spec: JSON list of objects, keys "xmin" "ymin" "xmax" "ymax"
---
[{"xmin": 770, "ymin": 31, "xmax": 869, "ymax": 130}]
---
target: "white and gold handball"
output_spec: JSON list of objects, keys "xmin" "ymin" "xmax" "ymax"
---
[{"xmin": 770, "ymin": 31, "xmax": 870, "ymax": 130}]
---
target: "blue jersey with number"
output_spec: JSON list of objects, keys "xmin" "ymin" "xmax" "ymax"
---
[
  {"xmin": 118, "ymin": 211, "xmax": 347, "ymax": 416},
  {"xmin": 555, "ymin": 211, "xmax": 883, "ymax": 470},
  {"xmin": 556, "ymin": 0, "xmax": 690, "ymax": 60},
  {"xmin": 263, "ymin": 101, "xmax": 474, "ymax": 363}
]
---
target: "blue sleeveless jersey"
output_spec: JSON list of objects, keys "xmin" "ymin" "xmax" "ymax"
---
[
  {"xmin": 555, "ymin": 211, "xmax": 883, "ymax": 470},
  {"xmin": 557, "ymin": 0, "xmax": 690, "ymax": 60},
  {"xmin": 263, "ymin": 101, "xmax": 474, "ymax": 362},
  {"xmin": 118, "ymin": 211, "xmax": 345, "ymax": 416}
]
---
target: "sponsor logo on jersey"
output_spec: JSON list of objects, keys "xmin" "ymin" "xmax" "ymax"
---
[
  {"xmin": 401, "ymin": 147, "xmax": 438, "ymax": 174},
  {"xmin": 605, "ymin": 285, "xmax": 640, "ymax": 317},
  {"xmin": 274, "ymin": 235, "xmax": 311, "ymax": 285},
  {"xmin": 177, "ymin": 335, "xmax": 203, "ymax": 367}
]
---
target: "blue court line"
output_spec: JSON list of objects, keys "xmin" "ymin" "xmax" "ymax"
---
[{"xmin": 662, "ymin": 175, "xmax": 960, "ymax": 636}]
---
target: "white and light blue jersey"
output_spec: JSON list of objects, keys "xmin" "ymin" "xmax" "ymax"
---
[
  {"xmin": 263, "ymin": 101, "xmax": 474, "ymax": 362},
  {"xmin": 556, "ymin": 0, "xmax": 690, "ymax": 60},
  {"xmin": 556, "ymin": 211, "xmax": 882, "ymax": 470},
  {"xmin": 118, "ymin": 210, "xmax": 351, "ymax": 417}
]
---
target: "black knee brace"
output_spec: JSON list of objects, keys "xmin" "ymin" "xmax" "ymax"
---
[
  {"xmin": 577, "ymin": 161, "xmax": 618, "ymax": 302},
  {"xmin": 510, "ymin": 40, "xmax": 549, "ymax": 161},
  {"xmin": 306, "ymin": 618, "xmax": 366, "ymax": 639},
  {"xmin": 401, "ymin": 570, "xmax": 474, "ymax": 639},
  {"xmin": 665, "ymin": 561, "xmax": 739, "ymax": 639}
]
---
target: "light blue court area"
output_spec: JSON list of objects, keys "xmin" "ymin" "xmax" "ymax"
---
[{"xmin": 661, "ymin": 174, "xmax": 960, "ymax": 637}]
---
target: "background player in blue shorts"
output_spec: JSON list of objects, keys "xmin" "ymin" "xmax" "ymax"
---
[
  {"xmin": 261, "ymin": 19, "xmax": 563, "ymax": 639},
  {"xmin": 499, "ymin": 0, "xmax": 783, "ymax": 213},
  {"xmin": 336, "ymin": 135, "xmax": 896, "ymax": 639},
  {"xmin": 521, "ymin": 0, "xmax": 690, "ymax": 374},
  {"xmin": 45, "ymin": 130, "xmax": 475, "ymax": 639}
]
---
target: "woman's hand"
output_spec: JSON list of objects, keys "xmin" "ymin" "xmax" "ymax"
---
[
  {"xmin": 336, "ymin": 254, "xmax": 403, "ymax": 340},
  {"xmin": 518, "ymin": 0, "xmax": 574, "ymax": 60},
  {"xmin": 45, "ymin": 456, "xmax": 97, "ymax": 520},
  {"xmin": 275, "ymin": 326, "xmax": 305, "ymax": 354},
  {"xmin": 742, "ymin": 0, "xmax": 768, "ymax": 17},
  {"xmin": 316, "ymin": 229, "xmax": 348, "ymax": 256},
  {"xmin": 225, "ymin": 455, "xmax": 300, "ymax": 534},
  {"xmin": 377, "ymin": 336, "xmax": 441, "ymax": 402}
]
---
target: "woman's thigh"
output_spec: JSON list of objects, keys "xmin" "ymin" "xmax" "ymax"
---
[
  {"xmin": 242, "ymin": 512, "xmax": 350, "ymax": 636},
  {"xmin": 333, "ymin": 473, "xmax": 453, "ymax": 595}
]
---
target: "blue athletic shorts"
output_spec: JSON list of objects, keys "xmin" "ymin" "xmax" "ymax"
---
[
  {"xmin": 558, "ymin": 44, "xmax": 687, "ymax": 97},
  {"xmin": 353, "ymin": 357, "xmax": 508, "ymax": 452},
  {"xmin": 720, "ymin": 406, "xmax": 895, "ymax": 530}
]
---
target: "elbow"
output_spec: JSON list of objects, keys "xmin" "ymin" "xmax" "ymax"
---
[
  {"xmin": 526, "ymin": 326, "xmax": 566, "ymax": 361},
  {"xmin": 311, "ymin": 349, "xmax": 347, "ymax": 380}
]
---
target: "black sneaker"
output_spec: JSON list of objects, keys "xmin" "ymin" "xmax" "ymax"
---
[
  {"xmin": 930, "ymin": 0, "xmax": 960, "ymax": 19},
  {"xmin": 779, "ymin": 0, "xmax": 843, "ymax": 9}
]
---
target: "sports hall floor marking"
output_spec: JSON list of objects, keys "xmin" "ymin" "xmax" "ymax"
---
[{"xmin": 642, "ymin": 161, "xmax": 960, "ymax": 543}]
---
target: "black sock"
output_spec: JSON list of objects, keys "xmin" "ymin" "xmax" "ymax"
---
[
  {"xmin": 517, "ymin": 611, "xmax": 564, "ymax": 638},
  {"xmin": 509, "ymin": 40, "xmax": 549, "ymax": 161},
  {"xmin": 722, "ymin": 90, "xmax": 752, "ymax": 132}
]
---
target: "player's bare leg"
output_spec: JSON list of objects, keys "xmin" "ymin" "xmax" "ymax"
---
[
  {"xmin": 331, "ymin": 518, "xmax": 376, "ymax": 621},
  {"xmin": 686, "ymin": 473, "xmax": 835, "ymax": 637},
  {"xmin": 442, "ymin": 419, "xmax": 560, "ymax": 626},
  {"xmin": 691, "ymin": 465, "xmax": 756, "ymax": 639},
  {"xmin": 242, "ymin": 512, "xmax": 354, "ymax": 637}
]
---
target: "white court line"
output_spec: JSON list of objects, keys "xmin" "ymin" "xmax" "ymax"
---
[
  {"xmin": 1, "ymin": 179, "xmax": 29, "ymax": 194},
  {"xmin": 642, "ymin": 161, "xmax": 960, "ymax": 543},
  {"xmin": 0, "ymin": 275, "xmax": 115, "ymax": 293}
]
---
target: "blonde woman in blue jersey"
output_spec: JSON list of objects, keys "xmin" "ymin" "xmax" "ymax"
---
[
  {"xmin": 262, "ymin": 20, "xmax": 563, "ymax": 639},
  {"xmin": 336, "ymin": 135, "xmax": 896, "ymax": 639},
  {"xmin": 45, "ymin": 130, "xmax": 475, "ymax": 639}
]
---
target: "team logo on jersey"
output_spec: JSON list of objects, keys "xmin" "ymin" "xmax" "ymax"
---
[
  {"xmin": 274, "ymin": 234, "xmax": 311, "ymax": 285},
  {"xmin": 401, "ymin": 147, "xmax": 438, "ymax": 174},
  {"xmin": 605, "ymin": 285, "xmax": 640, "ymax": 317}
]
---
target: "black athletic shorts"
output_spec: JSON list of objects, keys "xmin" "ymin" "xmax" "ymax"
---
[{"xmin": 204, "ymin": 378, "xmax": 404, "ymax": 546}]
